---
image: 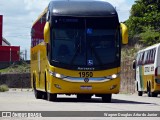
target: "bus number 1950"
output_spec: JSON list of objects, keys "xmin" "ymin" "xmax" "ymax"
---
[{"xmin": 79, "ymin": 72, "xmax": 93, "ymax": 78}]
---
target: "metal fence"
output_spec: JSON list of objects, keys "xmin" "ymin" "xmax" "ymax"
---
[{"xmin": 120, "ymin": 59, "xmax": 135, "ymax": 94}]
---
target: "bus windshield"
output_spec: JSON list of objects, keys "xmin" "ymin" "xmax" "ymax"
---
[{"xmin": 51, "ymin": 16, "xmax": 120, "ymax": 69}]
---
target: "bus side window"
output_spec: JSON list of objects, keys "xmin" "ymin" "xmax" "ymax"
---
[
  {"xmin": 151, "ymin": 50, "xmax": 153, "ymax": 63},
  {"xmin": 148, "ymin": 50, "xmax": 151, "ymax": 64},
  {"xmin": 148, "ymin": 50, "xmax": 150, "ymax": 64},
  {"xmin": 137, "ymin": 53, "xmax": 141, "ymax": 65},
  {"xmin": 143, "ymin": 51, "xmax": 147, "ymax": 65},
  {"xmin": 145, "ymin": 51, "xmax": 149, "ymax": 64},
  {"xmin": 151, "ymin": 49, "xmax": 153, "ymax": 63},
  {"xmin": 139, "ymin": 53, "xmax": 141, "ymax": 65},
  {"xmin": 137, "ymin": 54, "xmax": 140, "ymax": 65},
  {"xmin": 138, "ymin": 53, "xmax": 142, "ymax": 65},
  {"xmin": 147, "ymin": 50, "xmax": 150, "ymax": 64},
  {"xmin": 141, "ymin": 52, "xmax": 145, "ymax": 65},
  {"xmin": 152, "ymin": 48, "xmax": 156, "ymax": 63}
]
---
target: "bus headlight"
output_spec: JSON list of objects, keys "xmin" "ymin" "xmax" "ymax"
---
[
  {"xmin": 49, "ymin": 70, "xmax": 66, "ymax": 79},
  {"xmin": 55, "ymin": 73, "xmax": 61, "ymax": 78},
  {"xmin": 106, "ymin": 73, "xmax": 119, "ymax": 79},
  {"xmin": 112, "ymin": 74, "xmax": 117, "ymax": 79}
]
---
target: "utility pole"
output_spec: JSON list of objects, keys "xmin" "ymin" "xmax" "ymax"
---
[
  {"xmin": 10, "ymin": 48, "xmax": 12, "ymax": 64},
  {"xmin": 25, "ymin": 49, "xmax": 27, "ymax": 60}
]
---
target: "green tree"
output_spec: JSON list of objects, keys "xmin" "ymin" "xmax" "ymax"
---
[
  {"xmin": 140, "ymin": 26, "xmax": 160, "ymax": 45},
  {"xmin": 126, "ymin": 0, "xmax": 160, "ymax": 45}
]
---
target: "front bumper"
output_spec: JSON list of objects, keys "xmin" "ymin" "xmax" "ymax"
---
[{"xmin": 48, "ymin": 75, "xmax": 120, "ymax": 94}]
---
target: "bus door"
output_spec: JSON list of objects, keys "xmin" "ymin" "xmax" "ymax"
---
[
  {"xmin": 136, "ymin": 66, "xmax": 143, "ymax": 91},
  {"xmin": 136, "ymin": 52, "xmax": 144, "ymax": 91}
]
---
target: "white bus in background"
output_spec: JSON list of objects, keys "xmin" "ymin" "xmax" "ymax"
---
[{"xmin": 133, "ymin": 43, "xmax": 160, "ymax": 97}]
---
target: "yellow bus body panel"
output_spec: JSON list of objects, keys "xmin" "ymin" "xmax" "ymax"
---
[{"xmin": 48, "ymin": 66, "xmax": 120, "ymax": 94}]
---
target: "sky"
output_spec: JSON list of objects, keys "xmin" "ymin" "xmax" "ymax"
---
[{"xmin": 0, "ymin": 0, "xmax": 135, "ymax": 60}]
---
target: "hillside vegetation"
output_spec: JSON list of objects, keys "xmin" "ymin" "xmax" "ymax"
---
[
  {"xmin": 126, "ymin": 0, "xmax": 160, "ymax": 45},
  {"xmin": 0, "ymin": 62, "xmax": 30, "ymax": 73},
  {"xmin": 122, "ymin": 0, "xmax": 160, "ymax": 60}
]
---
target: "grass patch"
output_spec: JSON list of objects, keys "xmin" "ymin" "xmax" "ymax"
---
[
  {"xmin": 0, "ymin": 62, "xmax": 30, "ymax": 73},
  {"xmin": 0, "ymin": 84, "xmax": 9, "ymax": 92}
]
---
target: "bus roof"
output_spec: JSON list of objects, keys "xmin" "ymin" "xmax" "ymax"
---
[
  {"xmin": 138, "ymin": 43, "xmax": 160, "ymax": 54},
  {"xmin": 48, "ymin": 1, "xmax": 117, "ymax": 17}
]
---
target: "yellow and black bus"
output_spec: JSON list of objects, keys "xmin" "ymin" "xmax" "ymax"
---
[{"xmin": 31, "ymin": 0, "xmax": 128, "ymax": 102}]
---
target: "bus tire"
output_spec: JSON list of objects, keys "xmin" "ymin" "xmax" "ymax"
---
[
  {"xmin": 151, "ymin": 92, "xmax": 158, "ymax": 97},
  {"xmin": 85, "ymin": 95, "xmax": 92, "ymax": 99},
  {"xmin": 138, "ymin": 91, "xmax": 143, "ymax": 96},
  {"xmin": 77, "ymin": 94, "xmax": 92, "ymax": 100},
  {"xmin": 147, "ymin": 83, "xmax": 157, "ymax": 97},
  {"xmin": 47, "ymin": 93, "xmax": 57, "ymax": 101},
  {"xmin": 43, "ymin": 73, "xmax": 47, "ymax": 100},
  {"xmin": 137, "ymin": 83, "xmax": 143, "ymax": 96},
  {"xmin": 148, "ymin": 91, "xmax": 151, "ymax": 97},
  {"xmin": 33, "ymin": 75, "xmax": 42, "ymax": 99},
  {"xmin": 102, "ymin": 94, "xmax": 112, "ymax": 103},
  {"xmin": 147, "ymin": 84, "xmax": 151, "ymax": 97},
  {"xmin": 43, "ymin": 92, "xmax": 47, "ymax": 100},
  {"xmin": 34, "ymin": 90, "xmax": 43, "ymax": 99},
  {"xmin": 77, "ymin": 94, "xmax": 83, "ymax": 100},
  {"xmin": 137, "ymin": 83, "xmax": 138, "ymax": 91}
]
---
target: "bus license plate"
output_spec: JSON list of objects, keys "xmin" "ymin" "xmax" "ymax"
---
[{"xmin": 80, "ymin": 86, "xmax": 92, "ymax": 90}]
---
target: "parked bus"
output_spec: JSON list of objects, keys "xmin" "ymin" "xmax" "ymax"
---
[
  {"xmin": 31, "ymin": 0, "xmax": 128, "ymax": 102},
  {"xmin": 133, "ymin": 43, "xmax": 160, "ymax": 97}
]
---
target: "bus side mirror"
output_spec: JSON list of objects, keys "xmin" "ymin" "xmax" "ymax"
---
[
  {"xmin": 44, "ymin": 22, "xmax": 50, "ymax": 43},
  {"xmin": 120, "ymin": 23, "xmax": 128, "ymax": 44},
  {"xmin": 133, "ymin": 60, "xmax": 136, "ymax": 70}
]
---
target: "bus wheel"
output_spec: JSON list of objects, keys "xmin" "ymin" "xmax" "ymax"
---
[
  {"xmin": 148, "ymin": 91, "xmax": 158, "ymax": 97},
  {"xmin": 43, "ymin": 92, "xmax": 47, "ymax": 100},
  {"xmin": 43, "ymin": 74, "xmax": 48, "ymax": 100},
  {"xmin": 102, "ymin": 94, "xmax": 112, "ymax": 103},
  {"xmin": 147, "ymin": 85, "xmax": 151, "ymax": 97},
  {"xmin": 47, "ymin": 93, "xmax": 57, "ymax": 101},
  {"xmin": 33, "ymin": 76, "xmax": 42, "ymax": 99},
  {"xmin": 151, "ymin": 92, "xmax": 158, "ymax": 97},
  {"xmin": 34, "ymin": 90, "xmax": 42, "ymax": 99},
  {"xmin": 77, "ymin": 94, "xmax": 92, "ymax": 100},
  {"xmin": 85, "ymin": 95, "xmax": 92, "ymax": 99},
  {"xmin": 138, "ymin": 91, "xmax": 143, "ymax": 96}
]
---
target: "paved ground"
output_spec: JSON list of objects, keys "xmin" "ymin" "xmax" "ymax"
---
[{"xmin": 0, "ymin": 89, "xmax": 160, "ymax": 120}]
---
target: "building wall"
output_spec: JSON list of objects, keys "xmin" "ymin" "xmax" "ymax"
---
[
  {"xmin": 0, "ymin": 15, "xmax": 2, "ymax": 45},
  {"xmin": 0, "ymin": 15, "xmax": 20, "ymax": 63},
  {"xmin": 0, "ymin": 46, "xmax": 20, "ymax": 62}
]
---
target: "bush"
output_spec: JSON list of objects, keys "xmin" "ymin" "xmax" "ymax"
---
[
  {"xmin": 140, "ymin": 26, "xmax": 160, "ymax": 46},
  {"xmin": 121, "ymin": 44, "xmax": 143, "ymax": 61},
  {"xmin": 0, "ymin": 84, "xmax": 9, "ymax": 92}
]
